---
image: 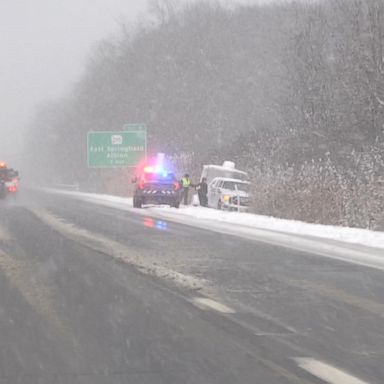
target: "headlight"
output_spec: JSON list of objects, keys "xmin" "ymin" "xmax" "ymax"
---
[{"xmin": 223, "ymin": 195, "xmax": 230, "ymax": 202}]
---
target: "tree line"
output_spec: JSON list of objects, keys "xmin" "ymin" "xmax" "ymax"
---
[{"xmin": 24, "ymin": 0, "xmax": 384, "ymax": 229}]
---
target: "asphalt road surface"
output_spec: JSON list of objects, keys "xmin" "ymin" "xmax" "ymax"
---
[{"xmin": 0, "ymin": 189, "xmax": 382, "ymax": 384}]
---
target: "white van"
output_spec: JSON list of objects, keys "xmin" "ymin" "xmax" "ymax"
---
[
  {"xmin": 201, "ymin": 161, "xmax": 249, "ymax": 185},
  {"xmin": 207, "ymin": 177, "xmax": 250, "ymax": 211},
  {"xmin": 192, "ymin": 161, "xmax": 251, "ymax": 208}
]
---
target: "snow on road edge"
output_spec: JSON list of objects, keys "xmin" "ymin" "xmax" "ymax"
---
[{"xmin": 42, "ymin": 188, "xmax": 384, "ymax": 250}]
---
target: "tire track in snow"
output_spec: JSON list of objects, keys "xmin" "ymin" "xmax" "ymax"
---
[
  {"xmin": 0, "ymin": 249, "xmax": 71, "ymax": 339},
  {"xmin": 28, "ymin": 207, "xmax": 206, "ymax": 292},
  {"xmin": 0, "ymin": 223, "xmax": 13, "ymax": 242},
  {"xmin": 0, "ymin": 219, "xmax": 79, "ymax": 353}
]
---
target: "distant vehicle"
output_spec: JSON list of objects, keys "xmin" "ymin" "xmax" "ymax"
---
[
  {"xmin": 0, "ymin": 162, "xmax": 11, "ymax": 198},
  {"xmin": 5, "ymin": 169, "xmax": 19, "ymax": 194},
  {"xmin": 208, "ymin": 177, "xmax": 251, "ymax": 211},
  {"xmin": 133, "ymin": 165, "xmax": 181, "ymax": 208},
  {"xmin": 5, "ymin": 178, "xmax": 19, "ymax": 193}
]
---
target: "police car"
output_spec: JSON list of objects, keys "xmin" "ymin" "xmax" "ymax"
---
[{"xmin": 133, "ymin": 165, "xmax": 181, "ymax": 208}]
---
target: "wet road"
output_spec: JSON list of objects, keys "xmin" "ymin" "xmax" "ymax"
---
[{"xmin": 0, "ymin": 190, "xmax": 382, "ymax": 383}]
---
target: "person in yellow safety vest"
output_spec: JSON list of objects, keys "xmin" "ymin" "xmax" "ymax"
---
[{"xmin": 180, "ymin": 173, "xmax": 193, "ymax": 205}]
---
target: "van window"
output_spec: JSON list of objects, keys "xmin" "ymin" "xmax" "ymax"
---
[{"xmin": 222, "ymin": 181, "xmax": 249, "ymax": 192}]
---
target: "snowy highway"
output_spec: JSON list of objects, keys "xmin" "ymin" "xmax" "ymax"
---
[{"xmin": 0, "ymin": 189, "xmax": 383, "ymax": 383}]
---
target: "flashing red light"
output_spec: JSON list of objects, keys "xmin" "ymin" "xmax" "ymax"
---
[
  {"xmin": 144, "ymin": 217, "xmax": 154, "ymax": 228},
  {"xmin": 144, "ymin": 165, "xmax": 167, "ymax": 174},
  {"xmin": 174, "ymin": 181, "xmax": 180, "ymax": 190},
  {"xmin": 138, "ymin": 180, "xmax": 145, "ymax": 189},
  {"xmin": 143, "ymin": 164, "xmax": 169, "ymax": 175}
]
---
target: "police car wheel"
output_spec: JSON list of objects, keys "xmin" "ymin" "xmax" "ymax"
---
[{"xmin": 133, "ymin": 197, "xmax": 142, "ymax": 208}]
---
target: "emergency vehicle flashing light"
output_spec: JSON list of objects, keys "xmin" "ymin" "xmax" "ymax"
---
[{"xmin": 143, "ymin": 165, "xmax": 168, "ymax": 178}]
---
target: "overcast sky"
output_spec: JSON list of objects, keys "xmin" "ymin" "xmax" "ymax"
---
[{"xmin": 0, "ymin": 0, "xmax": 269, "ymax": 164}]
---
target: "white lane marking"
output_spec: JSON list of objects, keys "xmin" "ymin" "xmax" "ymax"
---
[
  {"xmin": 294, "ymin": 358, "xmax": 371, "ymax": 384},
  {"xmin": 193, "ymin": 297, "xmax": 235, "ymax": 314}
]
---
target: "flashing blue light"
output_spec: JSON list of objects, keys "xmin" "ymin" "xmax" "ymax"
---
[
  {"xmin": 156, "ymin": 221, "xmax": 168, "ymax": 231},
  {"xmin": 154, "ymin": 165, "xmax": 169, "ymax": 177},
  {"xmin": 144, "ymin": 164, "xmax": 169, "ymax": 177}
]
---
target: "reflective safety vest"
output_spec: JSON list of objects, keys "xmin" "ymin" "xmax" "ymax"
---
[{"xmin": 181, "ymin": 177, "xmax": 191, "ymax": 188}]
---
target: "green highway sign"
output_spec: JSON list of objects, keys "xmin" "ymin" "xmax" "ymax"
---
[{"xmin": 87, "ymin": 129, "xmax": 147, "ymax": 168}]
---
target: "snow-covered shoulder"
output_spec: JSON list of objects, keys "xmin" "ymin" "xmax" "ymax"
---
[
  {"xmin": 42, "ymin": 188, "xmax": 384, "ymax": 252},
  {"xmin": 168, "ymin": 205, "xmax": 384, "ymax": 250}
]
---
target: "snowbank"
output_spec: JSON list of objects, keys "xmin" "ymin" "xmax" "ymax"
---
[{"xmin": 166, "ymin": 206, "xmax": 384, "ymax": 250}]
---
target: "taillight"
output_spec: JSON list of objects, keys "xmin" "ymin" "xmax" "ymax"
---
[
  {"xmin": 139, "ymin": 181, "xmax": 145, "ymax": 190},
  {"xmin": 174, "ymin": 181, "xmax": 180, "ymax": 190}
]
